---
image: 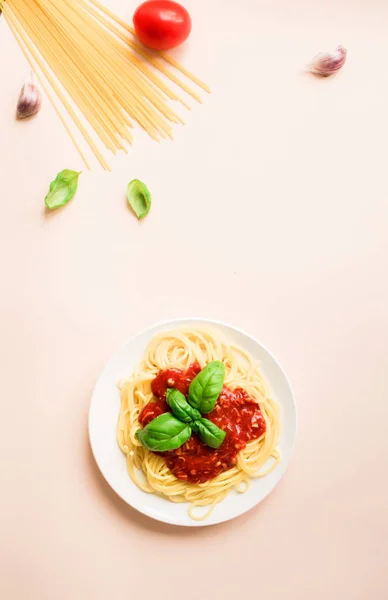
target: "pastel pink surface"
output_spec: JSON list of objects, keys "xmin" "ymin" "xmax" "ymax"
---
[{"xmin": 0, "ymin": 0, "xmax": 388, "ymax": 599}]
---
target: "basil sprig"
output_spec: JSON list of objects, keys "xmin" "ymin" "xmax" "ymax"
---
[
  {"xmin": 188, "ymin": 361, "xmax": 225, "ymax": 413},
  {"xmin": 136, "ymin": 362, "xmax": 227, "ymax": 453}
]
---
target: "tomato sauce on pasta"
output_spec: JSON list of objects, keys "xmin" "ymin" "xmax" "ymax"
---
[{"xmin": 139, "ymin": 364, "xmax": 266, "ymax": 484}]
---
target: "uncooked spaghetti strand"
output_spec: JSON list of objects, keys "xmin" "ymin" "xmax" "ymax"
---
[
  {"xmin": 86, "ymin": 0, "xmax": 209, "ymax": 94},
  {"xmin": 51, "ymin": 0, "xmax": 178, "ymax": 136},
  {"xmin": 124, "ymin": 95, "xmax": 171, "ymax": 141},
  {"xmin": 157, "ymin": 49, "xmax": 211, "ymax": 95},
  {"xmin": 78, "ymin": 0, "xmax": 190, "ymax": 117},
  {"xmin": 36, "ymin": 0, "xmax": 142, "ymax": 143},
  {"xmin": 11, "ymin": 0, "xmax": 127, "ymax": 151},
  {"xmin": 10, "ymin": 0, "xmax": 122, "ymax": 151},
  {"xmin": 114, "ymin": 49, "xmax": 187, "ymax": 125},
  {"xmin": 54, "ymin": 0, "xmax": 164, "ymax": 116},
  {"xmin": 39, "ymin": 0, "xmax": 135, "ymax": 136},
  {"xmin": 61, "ymin": 0, "xmax": 174, "ymax": 109},
  {"xmin": 50, "ymin": 0, "xmax": 164, "ymax": 139},
  {"xmin": 82, "ymin": 5, "xmax": 182, "ymax": 109},
  {"xmin": 104, "ymin": 43, "xmax": 187, "ymax": 124},
  {"xmin": 127, "ymin": 27, "xmax": 212, "ymax": 96},
  {"xmin": 59, "ymin": 0, "xmax": 181, "ymax": 133},
  {"xmin": 5, "ymin": 11, "xmax": 91, "ymax": 169},
  {"xmin": 30, "ymin": 0, "xmax": 133, "ymax": 146},
  {"xmin": 4, "ymin": 0, "xmax": 209, "ymax": 165},
  {"xmin": 3, "ymin": 3, "xmax": 110, "ymax": 169},
  {"xmin": 75, "ymin": 0, "xmax": 184, "ymax": 106},
  {"xmin": 126, "ymin": 37, "xmax": 203, "ymax": 104},
  {"xmin": 85, "ymin": 0, "xmax": 206, "ymax": 101}
]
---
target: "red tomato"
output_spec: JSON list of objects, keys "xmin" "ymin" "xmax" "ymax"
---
[{"xmin": 133, "ymin": 1, "xmax": 192, "ymax": 51}]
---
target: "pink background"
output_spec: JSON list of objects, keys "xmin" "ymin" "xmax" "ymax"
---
[{"xmin": 1, "ymin": 1, "xmax": 388, "ymax": 598}]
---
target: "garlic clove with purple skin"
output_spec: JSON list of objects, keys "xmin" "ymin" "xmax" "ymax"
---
[
  {"xmin": 16, "ymin": 80, "xmax": 42, "ymax": 119},
  {"xmin": 307, "ymin": 45, "xmax": 347, "ymax": 77}
]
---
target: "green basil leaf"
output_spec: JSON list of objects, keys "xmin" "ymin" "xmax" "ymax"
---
[
  {"xmin": 166, "ymin": 388, "xmax": 201, "ymax": 423},
  {"xmin": 194, "ymin": 418, "xmax": 226, "ymax": 449},
  {"xmin": 188, "ymin": 361, "xmax": 225, "ymax": 413},
  {"xmin": 127, "ymin": 179, "xmax": 151, "ymax": 219},
  {"xmin": 45, "ymin": 169, "xmax": 81, "ymax": 210},
  {"xmin": 136, "ymin": 412, "xmax": 191, "ymax": 451}
]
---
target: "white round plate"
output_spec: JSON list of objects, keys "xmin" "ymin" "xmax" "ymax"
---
[{"xmin": 89, "ymin": 318, "xmax": 297, "ymax": 527}]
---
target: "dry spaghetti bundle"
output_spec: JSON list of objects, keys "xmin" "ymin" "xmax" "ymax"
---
[{"xmin": 0, "ymin": 0, "xmax": 209, "ymax": 169}]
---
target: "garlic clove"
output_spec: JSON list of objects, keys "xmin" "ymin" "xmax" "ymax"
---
[
  {"xmin": 307, "ymin": 45, "xmax": 347, "ymax": 77},
  {"xmin": 16, "ymin": 81, "xmax": 42, "ymax": 119}
]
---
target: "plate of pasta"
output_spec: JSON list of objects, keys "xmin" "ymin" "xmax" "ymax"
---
[{"xmin": 89, "ymin": 319, "xmax": 297, "ymax": 526}]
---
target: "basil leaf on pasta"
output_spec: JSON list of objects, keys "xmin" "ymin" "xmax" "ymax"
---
[
  {"xmin": 194, "ymin": 418, "xmax": 226, "ymax": 449},
  {"xmin": 166, "ymin": 388, "xmax": 201, "ymax": 423},
  {"xmin": 136, "ymin": 412, "xmax": 191, "ymax": 451},
  {"xmin": 188, "ymin": 361, "xmax": 225, "ymax": 413}
]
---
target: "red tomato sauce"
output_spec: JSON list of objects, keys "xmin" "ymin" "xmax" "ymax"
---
[{"xmin": 139, "ymin": 363, "xmax": 266, "ymax": 484}]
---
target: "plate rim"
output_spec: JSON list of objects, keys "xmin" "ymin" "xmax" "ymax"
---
[{"xmin": 88, "ymin": 317, "xmax": 298, "ymax": 527}]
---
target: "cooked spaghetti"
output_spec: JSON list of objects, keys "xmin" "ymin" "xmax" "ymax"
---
[
  {"xmin": 117, "ymin": 327, "xmax": 281, "ymax": 520},
  {"xmin": 0, "ymin": 0, "xmax": 209, "ymax": 170}
]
